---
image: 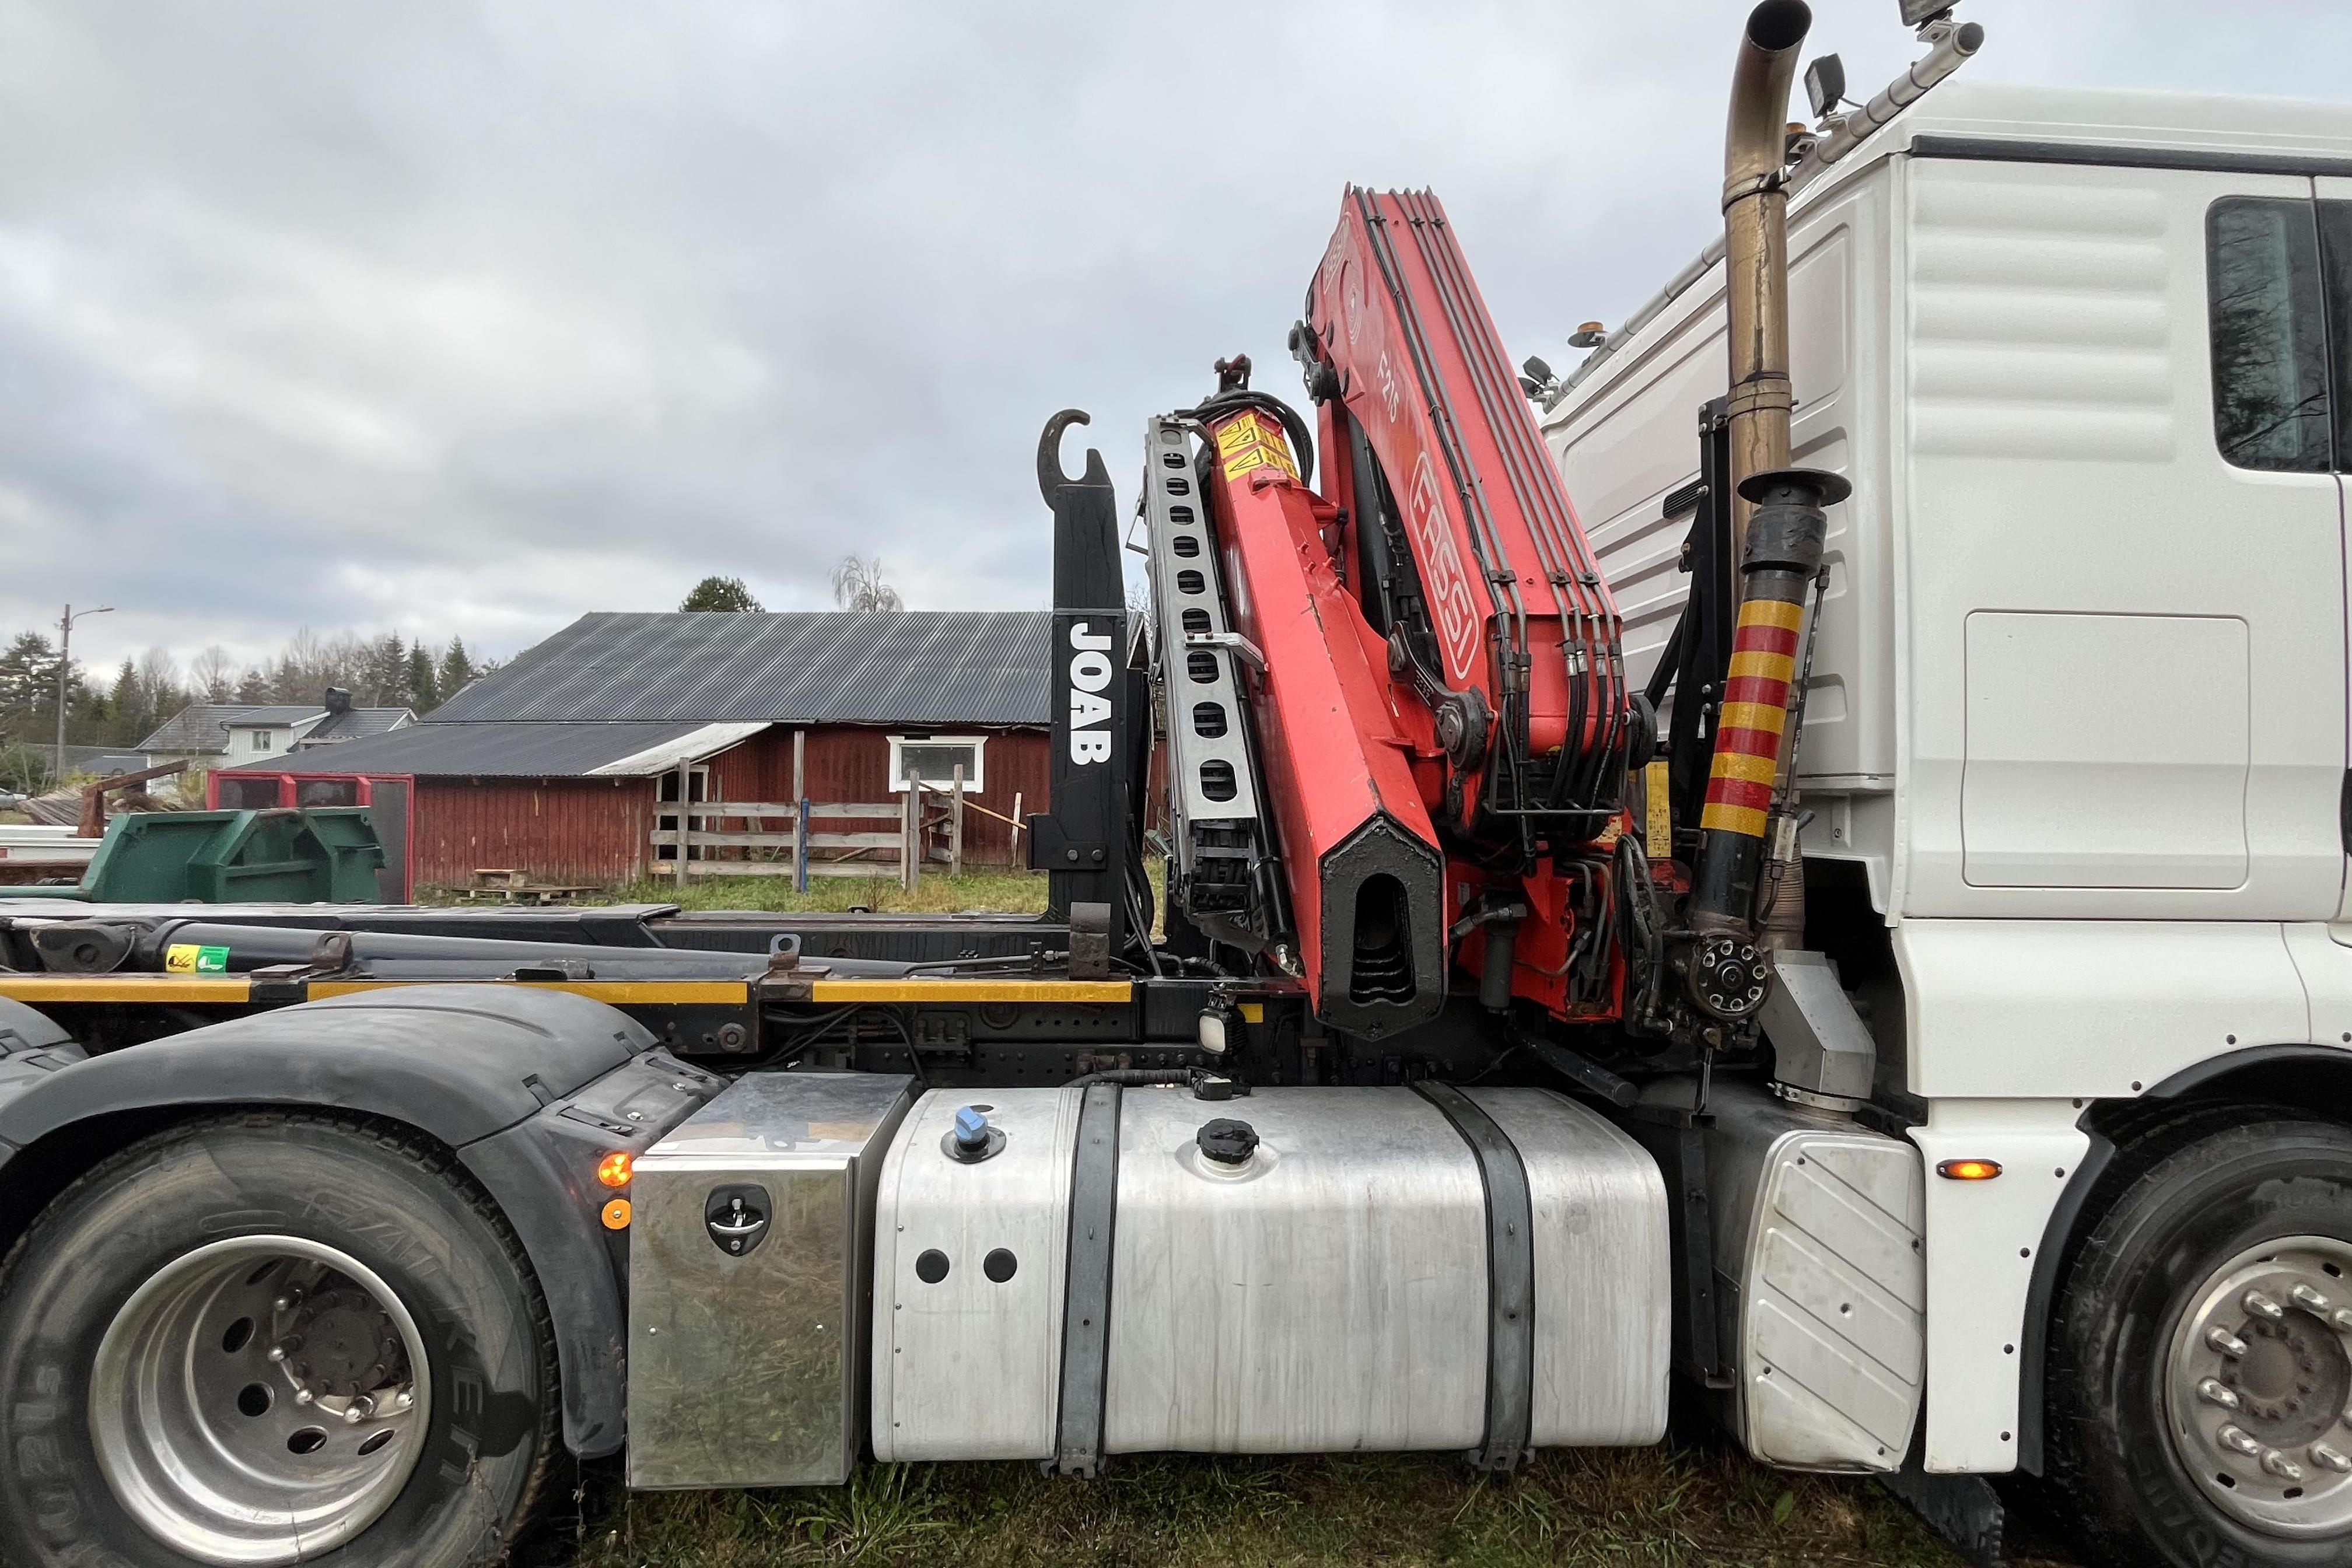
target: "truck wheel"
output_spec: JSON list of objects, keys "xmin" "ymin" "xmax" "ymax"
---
[
  {"xmin": 2048, "ymin": 1114, "xmax": 2352, "ymax": 1568},
  {"xmin": 0, "ymin": 1113, "xmax": 558, "ymax": 1568}
]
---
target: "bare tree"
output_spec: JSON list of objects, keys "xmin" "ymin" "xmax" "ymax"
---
[
  {"xmin": 830, "ymin": 554, "xmax": 904, "ymax": 612},
  {"xmin": 190, "ymin": 645, "xmax": 237, "ymax": 703},
  {"xmin": 135, "ymin": 646, "xmax": 183, "ymax": 707}
]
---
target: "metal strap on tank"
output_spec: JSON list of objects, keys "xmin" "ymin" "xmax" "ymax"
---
[
  {"xmin": 1415, "ymin": 1081, "xmax": 1535, "ymax": 1471},
  {"xmin": 1051, "ymin": 1083, "xmax": 1122, "ymax": 1476}
]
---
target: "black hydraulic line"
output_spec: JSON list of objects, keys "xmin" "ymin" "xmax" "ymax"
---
[
  {"xmin": 1394, "ymin": 193, "xmax": 1590, "ymax": 818},
  {"xmin": 1508, "ymin": 1023, "xmax": 1639, "ymax": 1107},
  {"xmin": 1395, "ymin": 191, "xmax": 1619, "ymax": 814},
  {"xmin": 1176, "ymin": 388, "xmax": 1315, "ymax": 487},
  {"xmin": 1646, "ymin": 605, "xmax": 1690, "ymax": 709},
  {"xmin": 1063, "ymin": 1066, "xmax": 1249, "ymax": 1096},
  {"xmin": 1395, "ymin": 191, "xmax": 1629, "ymax": 818},
  {"xmin": 1353, "ymin": 190, "xmax": 1535, "ymax": 846}
]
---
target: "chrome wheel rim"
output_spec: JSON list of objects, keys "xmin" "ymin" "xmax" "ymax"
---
[
  {"xmin": 2165, "ymin": 1235, "xmax": 2352, "ymax": 1538},
  {"xmin": 89, "ymin": 1236, "xmax": 430, "ymax": 1565}
]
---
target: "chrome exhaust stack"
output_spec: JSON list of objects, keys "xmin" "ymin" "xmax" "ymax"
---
[{"xmin": 1720, "ymin": 0, "xmax": 1811, "ymax": 567}]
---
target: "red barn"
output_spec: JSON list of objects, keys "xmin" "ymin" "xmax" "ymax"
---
[{"xmin": 214, "ymin": 611, "xmax": 1052, "ymax": 898}]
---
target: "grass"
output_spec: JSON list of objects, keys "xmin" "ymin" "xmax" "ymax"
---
[
  {"xmin": 418, "ymin": 869, "xmax": 1055, "ymax": 915},
  {"xmin": 529, "ymin": 1441, "xmax": 2073, "ymax": 1568},
  {"xmin": 600, "ymin": 868, "xmax": 1052, "ymax": 916}
]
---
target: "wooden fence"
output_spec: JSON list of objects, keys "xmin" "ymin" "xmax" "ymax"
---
[{"xmin": 648, "ymin": 769, "xmax": 1020, "ymax": 891}]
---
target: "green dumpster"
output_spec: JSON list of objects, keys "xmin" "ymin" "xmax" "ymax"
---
[{"xmin": 6, "ymin": 808, "xmax": 387, "ymax": 904}]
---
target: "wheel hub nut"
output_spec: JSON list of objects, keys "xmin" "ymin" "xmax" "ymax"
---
[
  {"xmin": 2221, "ymin": 1424, "xmax": 2263, "ymax": 1457},
  {"xmin": 2247, "ymin": 1290, "xmax": 2287, "ymax": 1322},
  {"xmin": 2264, "ymin": 1448, "xmax": 2307, "ymax": 1482},
  {"xmin": 2199, "ymin": 1378, "xmax": 2243, "ymax": 1410},
  {"xmin": 2314, "ymin": 1443, "xmax": 2352, "ymax": 1474}
]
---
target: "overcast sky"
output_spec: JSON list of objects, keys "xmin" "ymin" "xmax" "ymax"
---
[{"xmin": 2, "ymin": 0, "xmax": 2346, "ymax": 677}]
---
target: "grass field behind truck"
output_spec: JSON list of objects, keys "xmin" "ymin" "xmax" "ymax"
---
[{"xmin": 564, "ymin": 869, "xmax": 2068, "ymax": 1568}]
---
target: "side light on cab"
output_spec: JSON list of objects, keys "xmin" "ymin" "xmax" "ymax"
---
[
  {"xmin": 597, "ymin": 1151, "xmax": 634, "ymax": 1189},
  {"xmin": 1936, "ymin": 1158, "xmax": 2003, "ymax": 1181}
]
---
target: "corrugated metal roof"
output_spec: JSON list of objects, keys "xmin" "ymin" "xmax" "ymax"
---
[
  {"xmin": 432, "ymin": 611, "xmax": 1052, "ymax": 726},
  {"xmin": 217, "ymin": 721, "xmax": 735, "ymax": 779},
  {"xmin": 222, "ymin": 706, "xmax": 327, "ymax": 727},
  {"xmin": 138, "ymin": 702, "xmax": 410, "ymax": 753},
  {"xmin": 587, "ymin": 722, "xmax": 774, "ymax": 777},
  {"xmin": 301, "ymin": 708, "xmax": 414, "ymax": 743}
]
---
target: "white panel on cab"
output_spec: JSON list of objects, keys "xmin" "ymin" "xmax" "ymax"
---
[
  {"xmin": 1898, "ymin": 160, "xmax": 2344, "ymax": 921},
  {"xmin": 1961, "ymin": 611, "xmax": 2249, "ymax": 888},
  {"xmin": 1896, "ymin": 918, "xmax": 2307, "ymax": 1100}
]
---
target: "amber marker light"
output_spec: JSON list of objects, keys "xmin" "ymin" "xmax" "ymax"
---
[
  {"xmin": 1937, "ymin": 1158, "xmax": 2003, "ymax": 1181},
  {"xmin": 601, "ymin": 1198, "xmax": 632, "ymax": 1230},
  {"xmin": 596, "ymin": 1151, "xmax": 634, "ymax": 1189}
]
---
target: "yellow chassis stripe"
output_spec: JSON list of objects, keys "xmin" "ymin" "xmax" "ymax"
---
[
  {"xmin": 0, "ymin": 976, "xmax": 754, "ymax": 1006},
  {"xmin": 0, "ymin": 974, "xmax": 1133, "ymax": 1007},
  {"xmin": 309, "ymin": 980, "xmax": 752, "ymax": 1005},
  {"xmin": 806, "ymin": 978, "xmax": 1133, "ymax": 1003},
  {"xmin": 0, "ymin": 975, "xmax": 255, "ymax": 1003}
]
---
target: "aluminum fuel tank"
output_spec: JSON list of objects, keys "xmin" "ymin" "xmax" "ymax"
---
[{"xmin": 872, "ymin": 1083, "xmax": 1668, "ymax": 1465}]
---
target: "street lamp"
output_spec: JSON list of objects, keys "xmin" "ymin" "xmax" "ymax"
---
[{"xmin": 56, "ymin": 603, "xmax": 113, "ymax": 790}]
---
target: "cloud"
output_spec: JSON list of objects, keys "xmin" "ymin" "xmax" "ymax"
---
[{"xmin": 0, "ymin": 0, "xmax": 2340, "ymax": 674}]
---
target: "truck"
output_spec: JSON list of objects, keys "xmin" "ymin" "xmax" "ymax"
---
[{"xmin": 0, "ymin": 5, "xmax": 2336, "ymax": 1566}]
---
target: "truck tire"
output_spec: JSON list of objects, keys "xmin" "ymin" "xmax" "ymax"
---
[
  {"xmin": 0, "ymin": 1112, "xmax": 559, "ymax": 1568},
  {"xmin": 2048, "ymin": 1113, "xmax": 2352, "ymax": 1568}
]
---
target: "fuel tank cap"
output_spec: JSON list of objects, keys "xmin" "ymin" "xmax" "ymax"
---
[{"xmin": 1196, "ymin": 1118, "xmax": 1260, "ymax": 1166}]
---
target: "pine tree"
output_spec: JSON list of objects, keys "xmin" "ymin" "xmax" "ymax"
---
[
  {"xmin": 680, "ymin": 576, "xmax": 762, "ymax": 612},
  {"xmin": 405, "ymin": 643, "xmax": 439, "ymax": 713},
  {"xmin": 107, "ymin": 657, "xmax": 146, "ymax": 747},
  {"xmin": 0, "ymin": 633, "xmax": 60, "ymax": 745},
  {"xmin": 365, "ymin": 633, "xmax": 406, "ymax": 708},
  {"xmin": 438, "ymin": 638, "xmax": 475, "ymax": 704}
]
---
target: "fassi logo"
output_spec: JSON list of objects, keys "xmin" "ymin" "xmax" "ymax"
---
[
  {"xmin": 1068, "ymin": 622, "xmax": 1115, "ymax": 764},
  {"xmin": 1408, "ymin": 454, "xmax": 1481, "ymax": 684}
]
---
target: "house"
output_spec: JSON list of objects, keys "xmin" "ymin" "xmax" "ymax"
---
[
  {"xmin": 139, "ymin": 688, "xmax": 415, "ymax": 768},
  {"xmin": 212, "ymin": 611, "xmax": 1051, "ymax": 895}
]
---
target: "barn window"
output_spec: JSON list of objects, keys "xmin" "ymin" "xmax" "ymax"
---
[{"xmin": 888, "ymin": 734, "xmax": 985, "ymax": 793}]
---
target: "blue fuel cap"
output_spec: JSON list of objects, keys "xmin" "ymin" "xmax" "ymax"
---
[{"xmin": 954, "ymin": 1105, "xmax": 990, "ymax": 1148}]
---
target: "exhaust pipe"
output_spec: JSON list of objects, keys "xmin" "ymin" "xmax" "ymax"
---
[
  {"xmin": 1684, "ymin": 1, "xmax": 1820, "ymax": 1014},
  {"xmin": 1721, "ymin": 0, "xmax": 1810, "ymax": 564}
]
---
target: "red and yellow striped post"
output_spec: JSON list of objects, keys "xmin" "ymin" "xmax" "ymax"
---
[{"xmin": 1687, "ymin": 468, "xmax": 1848, "ymax": 944}]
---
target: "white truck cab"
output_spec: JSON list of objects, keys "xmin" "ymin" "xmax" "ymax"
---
[{"xmin": 1546, "ymin": 76, "xmax": 2352, "ymax": 1516}]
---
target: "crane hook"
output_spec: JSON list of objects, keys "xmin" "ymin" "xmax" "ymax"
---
[{"xmin": 1037, "ymin": 408, "xmax": 1112, "ymax": 506}]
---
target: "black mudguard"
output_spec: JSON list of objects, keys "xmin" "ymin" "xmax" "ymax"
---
[{"xmin": 0, "ymin": 984, "xmax": 724, "ymax": 1458}]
